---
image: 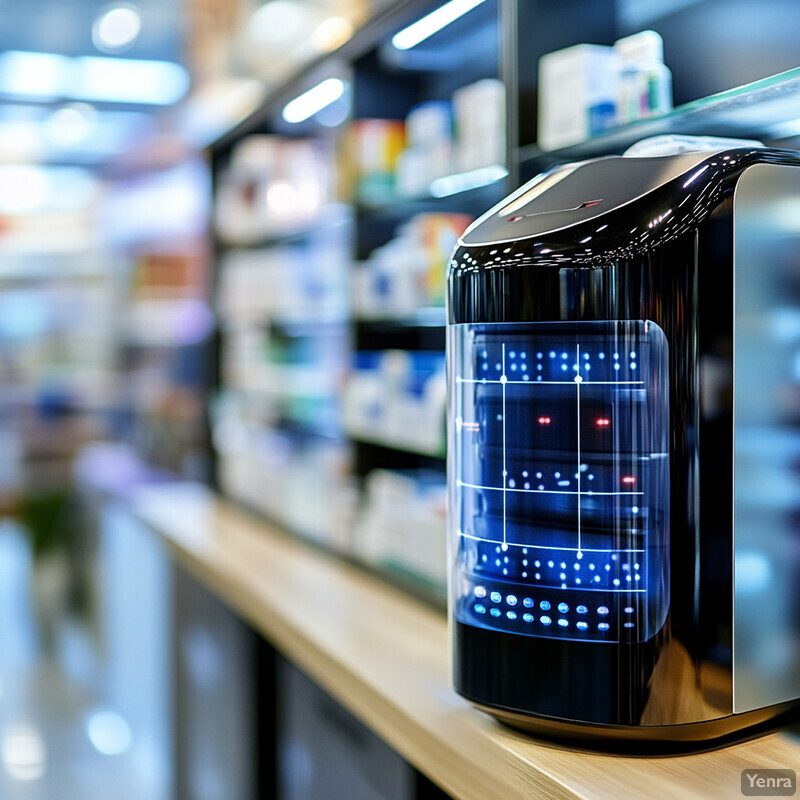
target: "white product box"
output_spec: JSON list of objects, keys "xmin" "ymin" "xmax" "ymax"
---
[{"xmin": 538, "ymin": 43, "xmax": 619, "ymax": 151}]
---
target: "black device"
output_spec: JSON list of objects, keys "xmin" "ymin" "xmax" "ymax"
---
[{"xmin": 447, "ymin": 142, "xmax": 800, "ymax": 749}]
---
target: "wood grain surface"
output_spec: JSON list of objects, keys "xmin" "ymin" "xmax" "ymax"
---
[{"xmin": 130, "ymin": 483, "xmax": 800, "ymax": 800}]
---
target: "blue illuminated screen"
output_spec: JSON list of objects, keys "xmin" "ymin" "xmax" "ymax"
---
[{"xmin": 448, "ymin": 321, "xmax": 669, "ymax": 643}]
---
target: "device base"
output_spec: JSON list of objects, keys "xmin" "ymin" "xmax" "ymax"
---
[{"xmin": 469, "ymin": 698, "xmax": 800, "ymax": 755}]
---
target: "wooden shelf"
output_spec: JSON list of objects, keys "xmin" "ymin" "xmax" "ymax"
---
[{"xmin": 130, "ymin": 483, "xmax": 800, "ymax": 800}]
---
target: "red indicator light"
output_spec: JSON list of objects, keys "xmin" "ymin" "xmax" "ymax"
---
[
  {"xmin": 581, "ymin": 199, "xmax": 602, "ymax": 208},
  {"xmin": 595, "ymin": 418, "xmax": 610, "ymax": 427},
  {"xmin": 622, "ymin": 476, "xmax": 637, "ymax": 484},
  {"xmin": 538, "ymin": 416, "xmax": 551, "ymax": 425}
]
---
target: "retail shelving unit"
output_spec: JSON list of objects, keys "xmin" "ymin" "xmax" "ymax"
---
[
  {"xmin": 186, "ymin": 1, "xmax": 800, "ymax": 798},
  {"xmin": 208, "ymin": 0, "xmax": 800, "ymax": 608},
  {"xmin": 214, "ymin": 2, "xmax": 800, "ymax": 605}
]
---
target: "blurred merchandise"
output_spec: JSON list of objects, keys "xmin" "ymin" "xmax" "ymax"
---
[
  {"xmin": 352, "ymin": 469, "xmax": 446, "ymax": 592},
  {"xmin": 395, "ymin": 100, "xmax": 453, "ymax": 197},
  {"xmin": 452, "ymin": 78, "xmax": 506, "ymax": 173},
  {"xmin": 217, "ymin": 230, "xmax": 350, "ymax": 327},
  {"xmin": 221, "ymin": 328, "xmax": 347, "ymax": 435},
  {"xmin": 343, "ymin": 350, "xmax": 446, "ymax": 456},
  {"xmin": 214, "ymin": 135, "xmax": 337, "ymax": 244},
  {"xmin": 537, "ymin": 43, "xmax": 619, "ymax": 150},
  {"xmin": 352, "ymin": 212, "xmax": 471, "ymax": 318},
  {"xmin": 214, "ymin": 402, "xmax": 357, "ymax": 550},
  {"xmin": 348, "ymin": 119, "xmax": 406, "ymax": 206},
  {"xmin": 614, "ymin": 30, "xmax": 672, "ymax": 125}
]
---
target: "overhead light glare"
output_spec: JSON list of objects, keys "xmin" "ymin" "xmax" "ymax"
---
[
  {"xmin": 73, "ymin": 57, "xmax": 189, "ymax": 105},
  {"xmin": 0, "ymin": 51, "xmax": 188, "ymax": 105},
  {"xmin": 392, "ymin": 0, "xmax": 486, "ymax": 50},
  {"xmin": 282, "ymin": 78, "xmax": 345, "ymax": 124},
  {"xmin": 93, "ymin": 5, "xmax": 142, "ymax": 52},
  {"xmin": 0, "ymin": 51, "xmax": 69, "ymax": 99},
  {"xmin": 430, "ymin": 164, "xmax": 507, "ymax": 197}
]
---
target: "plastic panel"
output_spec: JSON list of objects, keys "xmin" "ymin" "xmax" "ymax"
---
[{"xmin": 448, "ymin": 320, "xmax": 669, "ymax": 643}]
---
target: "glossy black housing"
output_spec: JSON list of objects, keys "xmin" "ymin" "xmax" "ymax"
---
[{"xmin": 447, "ymin": 148, "xmax": 800, "ymax": 747}]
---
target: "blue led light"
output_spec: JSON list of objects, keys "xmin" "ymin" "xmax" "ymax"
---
[
  {"xmin": 540, "ymin": 600, "xmax": 551, "ymax": 611},
  {"xmin": 598, "ymin": 622, "xmax": 610, "ymax": 631},
  {"xmin": 583, "ymin": 353, "xmax": 590, "ymax": 360},
  {"xmin": 597, "ymin": 606, "xmax": 609, "ymax": 615},
  {"xmin": 475, "ymin": 604, "xmax": 486, "ymax": 614},
  {"xmin": 523, "ymin": 613, "xmax": 534, "ymax": 623},
  {"xmin": 490, "ymin": 591, "xmax": 502, "ymax": 603},
  {"xmin": 549, "ymin": 351, "xmax": 556, "ymax": 358},
  {"xmin": 540, "ymin": 616, "xmax": 552, "ymax": 625},
  {"xmin": 534, "ymin": 560, "xmax": 541, "ymax": 568},
  {"xmin": 509, "ymin": 351, "xmax": 516, "ymax": 358},
  {"xmin": 490, "ymin": 608, "xmax": 501, "ymax": 617},
  {"xmin": 523, "ymin": 597, "xmax": 534, "ymax": 608},
  {"xmin": 506, "ymin": 594, "xmax": 518, "ymax": 606},
  {"xmin": 576, "ymin": 621, "xmax": 589, "ymax": 631},
  {"xmin": 557, "ymin": 602, "xmax": 569, "ymax": 614},
  {"xmin": 557, "ymin": 618, "xmax": 569, "ymax": 627},
  {"xmin": 614, "ymin": 363, "xmax": 621, "ymax": 370},
  {"xmin": 630, "ymin": 363, "xmax": 636, "ymax": 370},
  {"xmin": 561, "ymin": 364, "xmax": 568, "ymax": 371},
  {"xmin": 537, "ymin": 352, "xmax": 543, "ymax": 359},
  {"xmin": 630, "ymin": 351, "xmax": 636, "ymax": 359},
  {"xmin": 507, "ymin": 611, "xmax": 517, "ymax": 620},
  {"xmin": 474, "ymin": 586, "xmax": 486, "ymax": 598},
  {"xmin": 576, "ymin": 605, "xmax": 588, "ymax": 614},
  {"xmin": 613, "ymin": 578, "xmax": 621, "ymax": 586},
  {"xmin": 624, "ymin": 622, "xmax": 635, "ymax": 628},
  {"xmin": 613, "ymin": 353, "xmax": 619, "ymax": 360},
  {"xmin": 561, "ymin": 352, "xmax": 568, "ymax": 359},
  {"xmin": 598, "ymin": 352, "xmax": 605, "ymax": 359},
  {"xmin": 547, "ymin": 560, "xmax": 554, "ymax": 568},
  {"xmin": 624, "ymin": 607, "xmax": 634, "ymax": 614}
]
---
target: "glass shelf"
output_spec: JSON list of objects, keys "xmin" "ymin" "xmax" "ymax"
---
[{"xmin": 518, "ymin": 67, "xmax": 800, "ymax": 171}]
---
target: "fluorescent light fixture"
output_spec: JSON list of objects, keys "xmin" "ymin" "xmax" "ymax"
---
[
  {"xmin": 0, "ymin": 51, "xmax": 188, "ymax": 105},
  {"xmin": 430, "ymin": 164, "xmax": 507, "ymax": 197},
  {"xmin": 93, "ymin": 5, "xmax": 142, "ymax": 52},
  {"xmin": 392, "ymin": 0, "xmax": 486, "ymax": 50},
  {"xmin": 0, "ymin": 51, "xmax": 70, "ymax": 99},
  {"xmin": 282, "ymin": 78, "xmax": 345, "ymax": 124},
  {"xmin": 73, "ymin": 57, "xmax": 189, "ymax": 105}
]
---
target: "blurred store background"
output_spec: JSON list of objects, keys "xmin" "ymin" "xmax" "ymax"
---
[{"xmin": 0, "ymin": 0, "xmax": 799, "ymax": 798}]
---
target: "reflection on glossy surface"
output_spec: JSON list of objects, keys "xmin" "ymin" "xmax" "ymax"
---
[{"xmin": 733, "ymin": 163, "xmax": 800, "ymax": 713}]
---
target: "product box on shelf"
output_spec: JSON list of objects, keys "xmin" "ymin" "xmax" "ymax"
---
[
  {"xmin": 538, "ymin": 44, "xmax": 619, "ymax": 151},
  {"xmin": 347, "ymin": 119, "xmax": 406, "ymax": 206},
  {"xmin": 342, "ymin": 350, "xmax": 446, "ymax": 456},
  {"xmin": 452, "ymin": 78, "xmax": 506, "ymax": 172},
  {"xmin": 214, "ymin": 400, "xmax": 357, "ymax": 551},
  {"xmin": 351, "ymin": 212, "xmax": 471, "ymax": 319},
  {"xmin": 214, "ymin": 135, "xmax": 336, "ymax": 244},
  {"xmin": 352, "ymin": 468, "xmax": 446, "ymax": 594}
]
